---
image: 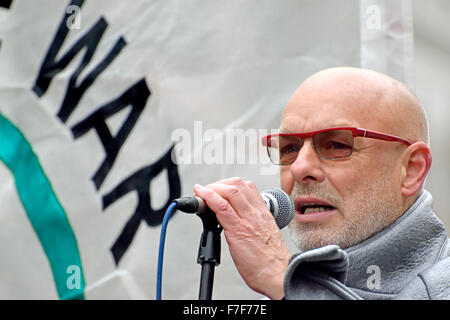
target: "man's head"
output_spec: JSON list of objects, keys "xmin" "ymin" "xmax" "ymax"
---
[{"xmin": 280, "ymin": 67, "xmax": 432, "ymax": 251}]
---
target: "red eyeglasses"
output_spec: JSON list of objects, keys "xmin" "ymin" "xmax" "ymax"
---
[{"xmin": 262, "ymin": 127, "xmax": 413, "ymax": 165}]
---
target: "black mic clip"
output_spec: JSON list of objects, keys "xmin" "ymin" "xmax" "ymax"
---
[
  {"xmin": 196, "ymin": 206, "xmax": 222, "ymax": 267},
  {"xmin": 174, "ymin": 196, "xmax": 223, "ymax": 300},
  {"xmin": 174, "ymin": 196, "xmax": 222, "ymax": 265}
]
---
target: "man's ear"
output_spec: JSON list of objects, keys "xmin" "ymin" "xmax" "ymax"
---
[{"xmin": 400, "ymin": 142, "xmax": 432, "ymax": 197}]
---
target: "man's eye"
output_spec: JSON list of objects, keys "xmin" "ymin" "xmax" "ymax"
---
[
  {"xmin": 328, "ymin": 141, "xmax": 352, "ymax": 150},
  {"xmin": 281, "ymin": 144, "xmax": 301, "ymax": 154}
]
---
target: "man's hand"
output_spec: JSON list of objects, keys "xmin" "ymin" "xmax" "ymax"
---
[{"xmin": 193, "ymin": 177, "xmax": 291, "ymax": 299}]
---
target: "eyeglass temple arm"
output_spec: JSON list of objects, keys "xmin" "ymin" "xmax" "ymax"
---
[{"xmin": 358, "ymin": 129, "xmax": 412, "ymax": 146}]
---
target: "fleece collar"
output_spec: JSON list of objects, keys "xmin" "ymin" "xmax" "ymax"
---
[{"xmin": 343, "ymin": 190, "xmax": 448, "ymax": 299}]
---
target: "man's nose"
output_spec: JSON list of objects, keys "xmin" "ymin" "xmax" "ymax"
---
[{"xmin": 289, "ymin": 139, "xmax": 326, "ymax": 183}]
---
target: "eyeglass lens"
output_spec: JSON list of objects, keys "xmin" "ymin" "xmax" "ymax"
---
[{"xmin": 268, "ymin": 130, "xmax": 354, "ymax": 164}]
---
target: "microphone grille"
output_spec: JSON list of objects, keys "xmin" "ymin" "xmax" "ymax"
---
[{"xmin": 263, "ymin": 188, "xmax": 294, "ymax": 229}]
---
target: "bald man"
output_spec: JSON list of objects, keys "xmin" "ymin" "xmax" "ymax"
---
[{"xmin": 193, "ymin": 67, "xmax": 450, "ymax": 300}]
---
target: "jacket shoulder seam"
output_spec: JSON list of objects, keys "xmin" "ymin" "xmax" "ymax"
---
[
  {"xmin": 435, "ymin": 237, "xmax": 449, "ymax": 262},
  {"xmin": 417, "ymin": 273, "xmax": 431, "ymax": 299}
]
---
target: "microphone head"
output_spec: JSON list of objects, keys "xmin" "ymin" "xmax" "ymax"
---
[{"xmin": 261, "ymin": 188, "xmax": 294, "ymax": 229}]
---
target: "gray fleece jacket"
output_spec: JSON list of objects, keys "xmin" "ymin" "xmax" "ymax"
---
[{"xmin": 284, "ymin": 190, "xmax": 450, "ymax": 300}]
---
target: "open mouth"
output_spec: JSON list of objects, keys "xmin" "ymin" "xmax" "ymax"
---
[
  {"xmin": 299, "ymin": 204, "xmax": 336, "ymax": 214},
  {"xmin": 293, "ymin": 196, "xmax": 338, "ymax": 222}
]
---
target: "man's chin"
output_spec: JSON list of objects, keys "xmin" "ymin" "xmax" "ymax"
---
[{"xmin": 287, "ymin": 221, "xmax": 359, "ymax": 251}]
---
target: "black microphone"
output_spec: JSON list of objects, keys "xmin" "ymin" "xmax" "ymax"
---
[{"xmin": 174, "ymin": 188, "xmax": 294, "ymax": 229}]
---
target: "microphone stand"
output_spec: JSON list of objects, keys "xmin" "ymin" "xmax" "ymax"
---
[{"xmin": 196, "ymin": 207, "xmax": 223, "ymax": 300}]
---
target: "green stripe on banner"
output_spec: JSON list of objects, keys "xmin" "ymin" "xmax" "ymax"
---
[{"xmin": 0, "ymin": 112, "xmax": 85, "ymax": 300}]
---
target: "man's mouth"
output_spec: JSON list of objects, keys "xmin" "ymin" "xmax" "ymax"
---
[
  {"xmin": 293, "ymin": 197, "xmax": 338, "ymax": 222},
  {"xmin": 300, "ymin": 204, "xmax": 336, "ymax": 214}
]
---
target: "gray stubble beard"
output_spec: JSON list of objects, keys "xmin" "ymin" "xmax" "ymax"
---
[{"xmin": 287, "ymin": 172, "xmax": 400, "ymax": 252}]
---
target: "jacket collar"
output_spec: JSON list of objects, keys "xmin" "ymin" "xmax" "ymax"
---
[{"xmin": 343, "ymin": 190, "xmax": 448, "ymax": 298}]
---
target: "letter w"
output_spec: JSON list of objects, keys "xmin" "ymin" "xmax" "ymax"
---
[{"xmin": 32, "ymin": 0, "xmax": 127, "ymax": 123}]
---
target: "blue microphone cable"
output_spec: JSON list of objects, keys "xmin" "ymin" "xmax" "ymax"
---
[
  {"xmin": 156, "ymin": 196, "xmax": 204, "ymax": 300},
  {"xmin": 156, "ymin": 201, "xmax": 178, "ymax": 300}
]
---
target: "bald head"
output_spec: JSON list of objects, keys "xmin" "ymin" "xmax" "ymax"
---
[
  {"xmin": 283, "ymin": 67, "xmax": 428, "ymax": 145},
  {"xmin": 281, "ymin": 67, "xmax": 433, "ymax": 251}
]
